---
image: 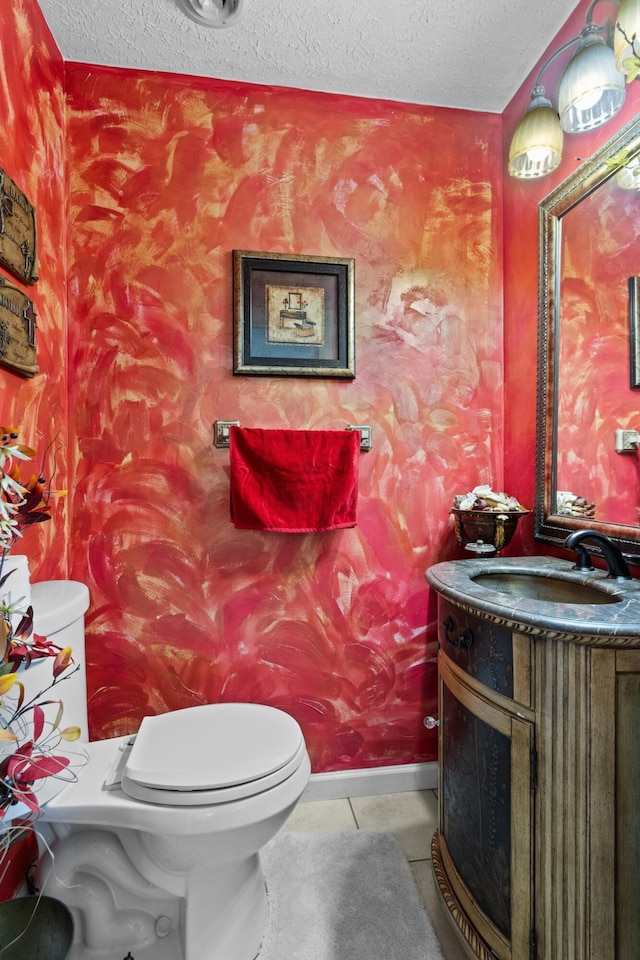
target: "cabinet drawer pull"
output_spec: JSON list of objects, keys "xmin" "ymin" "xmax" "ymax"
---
[{"xmin": 442, "ymin": 616, "xmax": 474, "ymax": 649}]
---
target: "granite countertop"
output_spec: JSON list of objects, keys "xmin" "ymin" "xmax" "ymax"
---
[{"xmin": 426, "ymin": 555, "xmax": 640, "ymax": 643}]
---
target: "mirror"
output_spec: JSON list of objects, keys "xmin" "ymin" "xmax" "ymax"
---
[{"xmin": 535, "ymin": 113, "xmax": 640, "ymax": 556}]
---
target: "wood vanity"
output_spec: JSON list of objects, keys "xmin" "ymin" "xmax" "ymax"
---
[{"xmin": 426, "ymin": 556, "xmax": 640, "ymax": 960}]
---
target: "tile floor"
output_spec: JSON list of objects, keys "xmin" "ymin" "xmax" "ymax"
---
[{"xmin": 284, "ymin": 789, "xmax": 468, "ymax": 960}]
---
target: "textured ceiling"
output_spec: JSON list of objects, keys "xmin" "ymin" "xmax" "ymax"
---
[{"xmin": 36, "ymin": 0, "xmax": 580, "ymax": 112}]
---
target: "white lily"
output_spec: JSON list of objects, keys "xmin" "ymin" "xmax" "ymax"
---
[
  {"xmin": 0, "ymin": 474, "xmax": 27, "ymax": 503},
  {"xmin": 0, "ymin": 443, "xmax": 32, "ymax": 470}
]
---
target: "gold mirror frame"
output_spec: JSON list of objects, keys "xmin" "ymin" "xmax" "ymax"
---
[{"xmin": 535, "ymin": 113, "xmax": 640, "ymax": 556}]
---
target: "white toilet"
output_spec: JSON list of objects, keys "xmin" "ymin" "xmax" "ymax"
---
[{"xmin": 31, "ymin": 584, "xmax": 311, "ymax": 960}]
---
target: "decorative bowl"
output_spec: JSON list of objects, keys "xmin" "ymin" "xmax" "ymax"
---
[{"xmin": 451, "ymin": 509, "xmax": 530, "ymax": 554}]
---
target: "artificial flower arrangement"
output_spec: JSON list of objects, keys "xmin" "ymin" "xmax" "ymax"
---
[
  {"xmin": 0, "ymin": 428, "xmax": 83, "ymax": 867},
  {"xmin": 452, "ymin": 484, "xmax": 528, "ymax": 514},
  {"xmin": 556, "ymin": 490, "xmax": 596, "ymax": 519}
]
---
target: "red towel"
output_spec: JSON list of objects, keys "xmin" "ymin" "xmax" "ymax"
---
[{"xmin": 229, "ymin": 427, "xmax": 360, "ymax": 532}]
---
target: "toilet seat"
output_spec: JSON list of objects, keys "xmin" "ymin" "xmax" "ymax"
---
[{"xmin": 121, "ymin": 703, "xmax": 306, "ymax": 807}]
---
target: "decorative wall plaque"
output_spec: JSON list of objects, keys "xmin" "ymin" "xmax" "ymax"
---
[
  {"xmin": 0, "ymin": 277, "xmax": 38, "ymax": 377},
  {"xmin": 0, "ymin": 169, "xmax": 38, "ymax": 285}
]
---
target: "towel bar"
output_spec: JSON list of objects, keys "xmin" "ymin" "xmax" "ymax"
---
[{"xmin": 213, "ymin": 420, "xmax": 372, "ymax": 451}]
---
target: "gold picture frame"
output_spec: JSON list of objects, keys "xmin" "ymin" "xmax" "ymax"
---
[{"xmin": 233, "ymin": 250, "xmax": 355, "ymax": 378}]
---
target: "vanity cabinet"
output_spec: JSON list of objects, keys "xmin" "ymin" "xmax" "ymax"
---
[{"xmin": 428, "ymin": 581, "xmax": 640, "ymax": 960}]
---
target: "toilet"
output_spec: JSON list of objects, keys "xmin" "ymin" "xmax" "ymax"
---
[{"xmin": 31, "ymin": 584, "xmax": 311, "ymax": 960}]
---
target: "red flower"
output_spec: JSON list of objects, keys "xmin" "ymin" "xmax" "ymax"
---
[{"xmin": 0, "ymin": 707, "xmax": 71, "ymax": 817}]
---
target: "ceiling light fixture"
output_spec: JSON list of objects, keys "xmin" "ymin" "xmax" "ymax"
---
[
  {"xmin": 509, "ymin": 0, "xmax": 637, "ymax": 180},
  {"xmin": 176, "ymin": 0, "xmax": 244, "ymax": 28}
]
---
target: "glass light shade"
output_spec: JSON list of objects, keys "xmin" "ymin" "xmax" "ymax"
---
[
  {"xmin": 508, "ymin": 90, "xmax": 563, "ymax": 180},
  {"xmin": 615, "ymin": 0, "xmax": 640, "ymax": 74},
  {"xmin": 558, "ymin": 34, "xmax": 626, "ymax": 133}
]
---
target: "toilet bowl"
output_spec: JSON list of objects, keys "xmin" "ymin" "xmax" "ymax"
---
[
  {"xmin": 29, "ymin": 584, "xmax": 310, "ymax": 959},
  {"xmin": 39, "ymin": 701, "xmax": 311, "ymax": 960}
]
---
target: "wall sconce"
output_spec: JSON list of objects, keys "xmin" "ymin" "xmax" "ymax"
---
[
  {"xmin": 176, "ymin": 0, "xmax": 244, "ymax": 28},
  {"xmin": 509, "ymin": 0, "xmax": 638, "ymax": 179},
  {"xmin": 508, "ymin": 83, "xmax": 565, "ymax": 180},
  {"xmin": 557, "ymin": 21, "xmax": 626, "ymax": 132}
]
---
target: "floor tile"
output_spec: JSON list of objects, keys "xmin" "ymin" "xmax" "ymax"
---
[
  {"xmin": 284, "ymin": 797, "xmax": 357, "ymax": 833},
  {"xmin": 409, "ymin": 858, "xmax": 433, "ymax": 911},
  {"xmin": 411, "ymin": 860, "xmax": 470, "ymax": 960},
  {"xmin": 284, "ymin": 788, "xmax": 469, "ymax": 960},
  {"xmin": 349, "ymin": 789, "xmax": 437, "ymax": 861}
]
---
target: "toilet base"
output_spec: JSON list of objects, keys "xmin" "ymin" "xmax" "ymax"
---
[
  {"xmin": 39, "ymin": 828, "xmax": 269, "ymax": 960},
  {"xmin": 70, "ymin": 932, "xmax": 182, "ymax": 960},
  {"xmin": 183, "ymin": 852, "xmax": 267, "ymax": 960}
]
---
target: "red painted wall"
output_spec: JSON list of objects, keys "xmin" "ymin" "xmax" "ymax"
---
[
  {"xmin": 64, "ymin": 68, "xmax": 504, "ymax": 767},
  {"xmin": 12, "ymin": 0, "xmax": 635, "ymax": 776},
  {"xmin": 503, "ymin": 0, "xmax": 640, "ymax": 552},
  {"xmin": 0, "ymin": 2, "xmax": 68, "ymax": 582},
  {"xmin": 0, "ymin": 0, "xmax": 67, "ymax": 898}
]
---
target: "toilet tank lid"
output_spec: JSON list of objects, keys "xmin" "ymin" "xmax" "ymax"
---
[
  {"xmin": 125, "ymin": 703, "xmax": 304, "ymax": 792},
  {"xmin": 31, "ymin": 581, "xmax": 90, "ymax": 637}
]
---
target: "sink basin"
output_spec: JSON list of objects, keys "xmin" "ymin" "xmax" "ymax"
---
[{"xmin": 472, "ymin": 572, "xmax": 621, "ymax": 605}]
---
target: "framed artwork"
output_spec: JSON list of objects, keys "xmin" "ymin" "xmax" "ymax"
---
[
  {"xmin": 233, "ymin": 250, "xmax": 355, "ymax": 378},
  {"xmin": 0, "ymin": 277, "xmax": 38, "ymax": 377},
  {"xmin": 629, "ymin": 276, "xmax": 640, "ymax": 388},
  {"xmin": 0, "ymin": 168, "xmax": 38, "ymax": 285}
]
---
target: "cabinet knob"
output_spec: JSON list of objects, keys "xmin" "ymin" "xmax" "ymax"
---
[
  {"xmin": 424, "ymin": 716, "xmax": 440, "ymax": 729},
  {"xmin": 442, "ymin": 616, "xmax": 474, "ymax": 649}
]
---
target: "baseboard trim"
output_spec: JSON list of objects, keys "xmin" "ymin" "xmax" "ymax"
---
[{"xmin": 301, "ymin": 761, "xmax": 438, "ymax": 801}]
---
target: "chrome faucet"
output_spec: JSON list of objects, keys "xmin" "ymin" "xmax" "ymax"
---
[{"xmin": 563, "ymin": 530, "xmax": 633, "ymax": 581}]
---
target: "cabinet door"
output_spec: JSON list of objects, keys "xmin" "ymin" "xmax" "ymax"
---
[
  {"xmin": 615, "ymin": 651, "xmax": 640, "ymax": 960},
  {"xmin": 436, "ymin": 652, "xmax": 534, "ymax": 960},
  {"xmin": 534, "ymin": 641, "xmax": 640, "ymax": 960}
]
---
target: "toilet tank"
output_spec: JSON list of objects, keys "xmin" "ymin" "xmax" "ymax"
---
[{"xmin": 29, "ymin": 580, "xmax": 90, "ymax": 743}]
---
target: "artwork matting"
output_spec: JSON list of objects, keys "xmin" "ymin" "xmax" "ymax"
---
[{"xmin": 233, "ymin": 250, "xmax": 355, "ymax": 378}]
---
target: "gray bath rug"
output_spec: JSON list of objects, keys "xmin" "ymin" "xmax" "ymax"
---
[{"xmin": 258, "ymin": 830, "xmax": 446, "ymax": 960}]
